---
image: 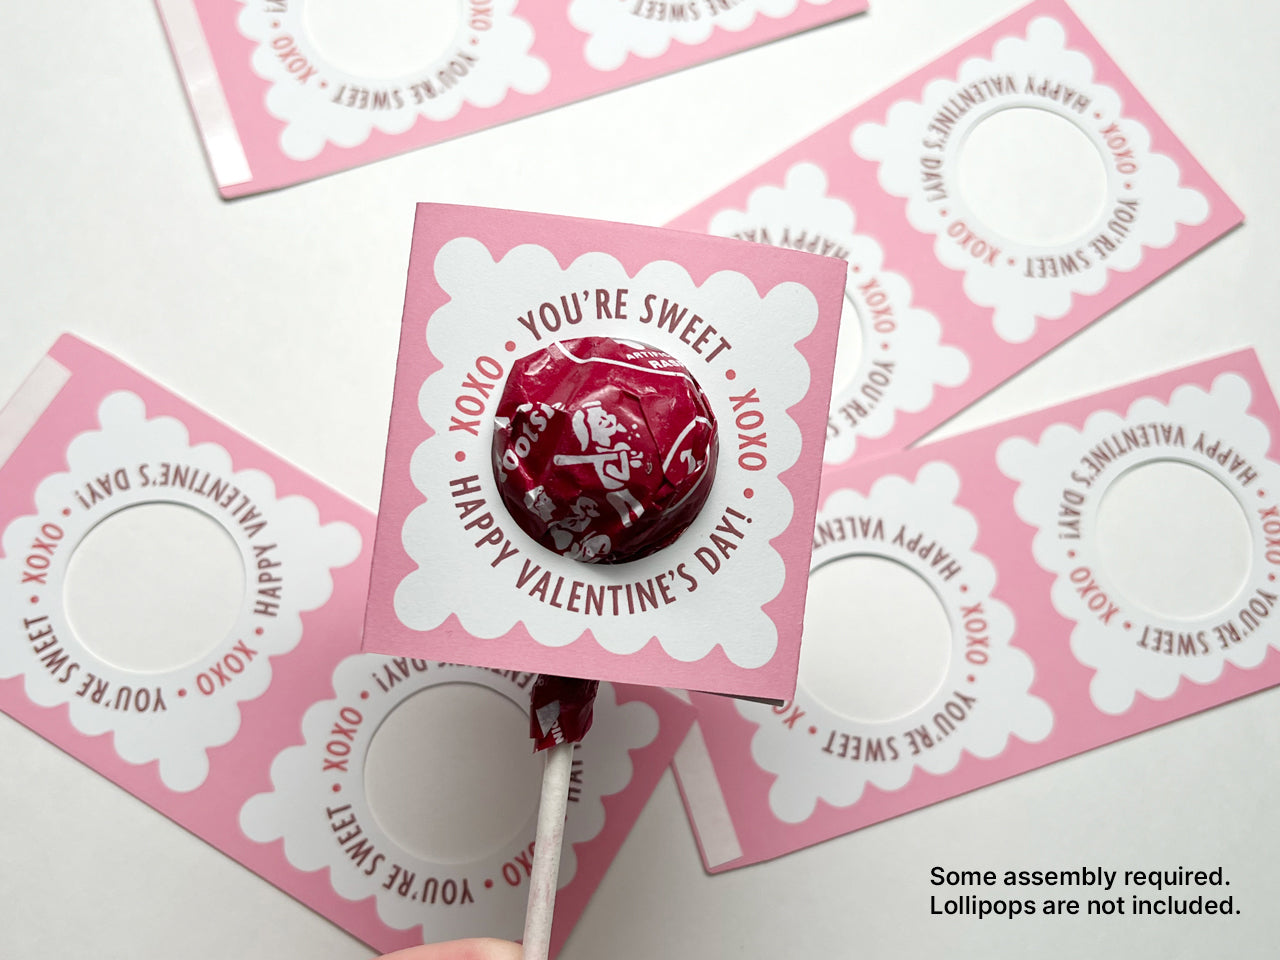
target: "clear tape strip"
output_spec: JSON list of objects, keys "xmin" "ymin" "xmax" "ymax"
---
[
  {"xmin": 0, "ymin": 356, "xmax": 71, "ymax": 472},
  {"xmin": 155, "ymin": 0, "xmax": 253, "ymax": 189},
  {"xmin": 672, "ymin": 722, "xmax": 743, "ymax": 869}
]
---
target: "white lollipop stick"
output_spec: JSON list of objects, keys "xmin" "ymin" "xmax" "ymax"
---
[{"xmin": 521, "ymin": 740, "xmax": 576, "ymax": 960}]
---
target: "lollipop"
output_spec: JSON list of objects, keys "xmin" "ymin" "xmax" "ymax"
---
[
  {"xmin": 491, "ymin": 336, "xmax": 719, "ymax": 565},
  {"xmin": 491, "ymin": 337, "xmax": 720, "ymax": 956}
]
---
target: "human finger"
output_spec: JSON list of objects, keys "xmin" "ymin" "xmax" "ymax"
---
[{"xmin": 376, "ymin": 937, "xmax": 523, "ymax": 960}]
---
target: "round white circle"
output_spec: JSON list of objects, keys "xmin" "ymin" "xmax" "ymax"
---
[
  {"xmin": 800, "ymin": 555, "xmax": 953, "ymax": 723},
  {"xmin": 304, "ymin": 0, "xmax": 462, "ymax": 79},
  {"xmin": 957, "ymin": 106, "xmax": 1108, "ymax": 246},
  {"xmin": 364, "ymin": 683, "xmax": 543, "ymax": 864},
  {"xmin": 63, "ymin": 503, "xmax": 245, "ymax": 673},
  {"xmin": 1096, "ymin": 460, "xmax": 1251, "ymax": 619}
]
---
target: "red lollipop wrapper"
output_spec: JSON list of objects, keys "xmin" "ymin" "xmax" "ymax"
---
[
  {"xmin": 492, "ymin": 337, "xmax": 718, "ymax": 565},
  {"xmin": 529, "ymin": 675, "xmax": 601, "ymax": 751}
]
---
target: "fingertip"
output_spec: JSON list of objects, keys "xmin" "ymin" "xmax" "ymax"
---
[
  {"xmin": 377, "ymin": 937, "xmax": 524, "ymax": 960},
  {"xmin": 463, "ymin": 937, "xmax": 525, "ymax": 960}
]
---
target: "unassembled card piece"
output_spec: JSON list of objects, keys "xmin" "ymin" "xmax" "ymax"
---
[
  {"xmin": 0, "ymin": 335, "xmax": 696, "ymax": 955},
  {"xmin": 668, "ymin": 0, "xmax": 1242, "ymax": 465},
  {"xmin": 153, "ymin": 0, "xmax": 868, "ymax": 197},
  {"xmin": 674, "ymin": 350, "xmax": 1280, "ymax": 870},
  {"xmin": 363, "ymin": 204, "xmax": 848, "ymax": 702}
]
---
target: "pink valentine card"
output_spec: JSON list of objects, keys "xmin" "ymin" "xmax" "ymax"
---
[
  {"xmin": 0, "ymin": 335, "xmax": 696, "ymax": 955},
  {"xmin": 154, "ymin": 0, "xmax": 868, "ymax": 197},
  {"xmin": 674, "ymin": 350, "xmax": 1280, "ymax": 870},
  {"xmin": 668, "ymin": 0, "xmax": 1242, "ymax": 464},
  {"xmin": 363, "ymin": 203, "xmax": 848, "ymax": 702}
]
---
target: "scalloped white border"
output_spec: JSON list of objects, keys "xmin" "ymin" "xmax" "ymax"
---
[
  {"xmin": 569, "ymin": 0, "xmax": 834, "ymax": 72},
  {"xmin": 240, "ymin": 659, "xmax": 657, "ymax": 937},
  {"xmin": 851, "ymin": 16, "xmax": 1210, "ymax": 343},
  {"xmin": 236, "ymin": 0, "xmax": 548, "ymax": 160},
  {"xmin": 394, "ymin": 238, "xmax": 819, "ymax": 670},
  {"xmin": 708, "ymin": 162, "xmax": 970, "ymax": 464},
  {"xmin": 0, "ymin": 391, "xmax": 361, "ymax": 791},
  {"xmin": 997, "ymin": 373, "xmax": 1280, "ymax": 713},
  {"xmin": 743, "ymin": 462, "xmax": 1051, "ymax": 823}
]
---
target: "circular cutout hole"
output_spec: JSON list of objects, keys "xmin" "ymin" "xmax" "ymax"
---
[
  {"xmin": 832, "ymin": 293, "xmax": 867, "ymax": 396},
  {"xmin": 63, "ymin": 503, "xmax": 245, "ymax": 673},
  {"xmin": 304, "ymin": 0, "xmax": 462, "ymax": 78},
  {"xmin": 364, "ymin": 683, "xmax": 543, "ymax": 864},
  {"xmin": 799, "ymin": 555, "xmax": 952, "ymax": 723},
  {"xmin": 957, "ymin": 107, "xmax": 1107, "ymax": 246},
  {"xmin": 1096, "ymin": 460, "xmax": 1251, "ymax": 619}
]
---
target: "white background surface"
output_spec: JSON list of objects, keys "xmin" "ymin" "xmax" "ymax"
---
[{"xmin": 3, "ymin": 1, "xmax": 1279, "ymax": 957}]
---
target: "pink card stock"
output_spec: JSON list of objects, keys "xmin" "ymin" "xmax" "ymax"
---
[
  {"xmin": 0, "ymin": 335, "xmax": 695, "ymax": 955},
  {"xmin": 668, "ymin": 0, "xmax": 1242, "ymax": 464},
  {"xmin": 675, "ymin": 350, "xmax": 1280, "ymax": 870},
  {"xmin": 154, "ymin": 0, "xmax": 869, "ymax": 196},
  {"xmin": 362, "ymin": 203, "xmax": 848, "ymax": 702}
]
